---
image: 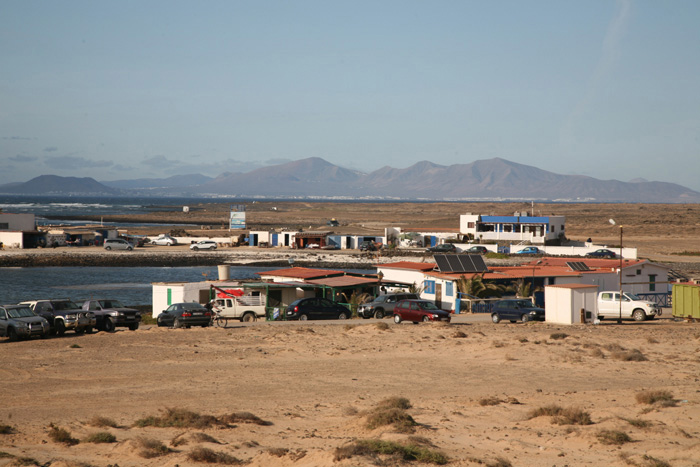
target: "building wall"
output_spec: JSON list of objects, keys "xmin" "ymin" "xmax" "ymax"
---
[
  {"xmin": 0, "ymin": 231, "xmax": 24, "ymax": 248},
  {"xmin": 152, "ymin": 283, "xmax": 209, "ymax": 318},
  {"xmin": 545, "ymin": 286, "xmax": 598, "ymax": 324},
  {"xmin": 0, "ymin": 213, "xmax": 35, "ymax": 231}
]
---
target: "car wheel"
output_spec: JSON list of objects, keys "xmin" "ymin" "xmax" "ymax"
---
[
  {"xmin": 103, "ymin": 318, "xmax": 116, "ymax": 333},
  {"xmin": 337, "ymin": 312, "xmax": 348, "ymax": 320},
  {"xmin": 393, "ymin": 314, "xmax": 402, "ymax": 324},
  {"xmin": 85, "ymin": 326, "xmax": 94, "ymax": 334},
  {"xmin": 520, "ymin": 314, "xmax": 530, "ymax": 323},
  {"xmin": 241, "ymin": 312, "xmax": 256, "ymax": 322},
  {"xmin": 374, "ymin": 310, "xmax": 385, "ymax": 319},
  {"xmin": 129, "ymin": 323, "xmax": 139, "ymax": 331},
  {"xmin": 55, "ymin": 320, "xmax": 66, "ymax": 336},
  {"xmin": 633, "ymin": 309, "xmax": 646, "ymax": 321},
  {"xmin": 127, "ymin": 246, "xmax": 133, "ymax": 251},
  {"xmin": 193, "ymin": 246, "xmax": 199, "ymax": 251},
  {"xmin": 491, "ymin": 313, "xmax": 501, "ymax": 324},
  {"xmin": 299, "ymin": 314, "xmax": 309, "ymax": 321},
  {"xmin": 157, "ymin": 317, "xmax": 164, "ymax": 327},
  {"xmin": 422, "ymin": 316, "xmax": 430, "ymax": 322},
  {"xmin": 8, "ymin": 328, "xmax": 18, "ymax": 342},
  {"xmin": 105, "ymin": 246, "xmax": 112, "ymax": 250},
  {"xmin": 173, "ymin": 318, "xmax": 182, "ymax": 329}
]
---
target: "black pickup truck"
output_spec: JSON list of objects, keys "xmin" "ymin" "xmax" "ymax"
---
[
  {"xmin": 19, "ymin": 299, "xmax": 96, "ymax": 336},
  {"xmin": 82, "ymin": 299, "xmax": 141, "ymax": 332}
]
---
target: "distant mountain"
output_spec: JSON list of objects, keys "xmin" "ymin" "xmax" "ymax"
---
[
  {"xmin": 3, "ymin": 158, "xmax": 699, "ymax": 202},
  {"xmin": 192, "ymin": 157, "xmax": 700, "ymax": 203},
  {"xmin": 102, "ymin": 174, "xmax": 213, "ymax": 190},
  {"xmin": 0, "ymin": 175, "xmax": 121, "ymax": 195}
]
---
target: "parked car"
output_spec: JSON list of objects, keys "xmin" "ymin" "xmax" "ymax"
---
[
  {"xmin": 19, "ymin": 299, "xmax": 96, "ymax": 335},
  {"xmin": 513, "ymin": 246, "xmax": 542, "ymax": 255},
  {"xmin": 491, "ymin": 299, "xmax": 545, "ymax": 323},
  {"xmin": 357, "ymin": 293, "xmax": 420, "ymax": 319},
  {"xmin": 285, "ymin": 298, "xmax": 351, "ymax": 321},
  {"xmin": 157, "ymin": 303, "xmax": 212, "ymax": 328},
  {"xmin": 597, "ymin": 291, "xmax": 661, "ymax": 321},
  {"xmin": 392, "ymin": 299, "xmax": 451, "ymax": 324},
  {"xmin": 465, "ymin": 246, "xmax": 489, "ymax": 254},
  {"xmin": 82, "ymin": 299, "xmax": 141, "ymax": 332},
  {"xmin": 0, "ymin": 305, "xmax": 50, "ymax": 341},
  {"xmin": 190, "ymin": 240, "xmax": 217, "ymax": 251},
  {"xmin": 585, "ymin": 249, "xmax": 616, "ymax": 259},
  {"xmin": 426, "ymin": 243, "xmax": 457, "ymax": 253},
  {"xmin": 104, "ymin": 238, "xmax": 134, "ymax": 251},
  {"xmin": 151, "ymin": 235, "xmax": 178, "ymax": 246},
  {"xmin": 359, "ymin": 240, "xmax": 377, "ymax": 252}
]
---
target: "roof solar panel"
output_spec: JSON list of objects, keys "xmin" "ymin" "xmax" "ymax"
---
[
  {"xmin": 566, "ymin": 261, "xmax": 590, "ymax": 271},
  {"xmin": 434, "ymin": 254, "xmax": 489, "ymax": 273}
]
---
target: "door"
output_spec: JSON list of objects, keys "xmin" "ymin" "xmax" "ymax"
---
[
  {"xmin": 598, "ymin": 292, "xmax": 618, "ymax": 317},
  {"xmin": 271, "ymin": 234, "xmax": 278, "ymax": 247},
  {"xmin": 435, "ymin": 284, "xmax": 442, "ymax": 309}
]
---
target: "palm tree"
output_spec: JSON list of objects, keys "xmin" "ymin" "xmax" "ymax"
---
[
  {"xmin": 408, "ymin": 282, "xmax": 425, "ymax": 295},
  {"xmin": 341, "ymin": 290, "xmax": 373, "ymax": 316},
  {"xmin": 456, "ymin": 274, "xmax": 505, "ymax": 299},
  {"xmin": 514, "ymin": 279, "xmax": 530, "ymax": 298}
]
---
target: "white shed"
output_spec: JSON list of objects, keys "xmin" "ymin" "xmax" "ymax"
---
[{"xmin": 544, "ymin": 284, "xmax": 598, "ymax": 325}]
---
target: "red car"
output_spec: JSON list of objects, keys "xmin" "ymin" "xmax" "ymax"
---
[{"xmin": 393, "ymin": 299, "xmax": 451, "ymax": 324}]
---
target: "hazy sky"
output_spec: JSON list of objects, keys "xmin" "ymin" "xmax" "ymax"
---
[{"xmin": 2, "ymin": 1, "xmax": 699, "ymax": 190}]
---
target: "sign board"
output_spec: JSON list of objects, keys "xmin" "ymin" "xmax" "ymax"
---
[{"xmin": 229, "ymin": 205, "xmax": 246, "ymax": 229}]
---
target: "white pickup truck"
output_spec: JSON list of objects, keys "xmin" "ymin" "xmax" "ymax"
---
[
  {"xmin": 211, "ymin": 294, "xmax": 267, "ymax": 322},
  {"xmin": 597, "ymin": 291, "xmax": 661, "ymax": 321}
]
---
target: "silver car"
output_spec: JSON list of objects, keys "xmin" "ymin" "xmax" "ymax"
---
[
  {"xmin": 104, "ymin": 238, "xmax": 134, "ymax": 251},
  {"xmin": 0, "ymin": 305, "xmax": 51, "ymax": 340}
]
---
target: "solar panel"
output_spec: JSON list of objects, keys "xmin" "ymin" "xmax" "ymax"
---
[
  {"xmin": 566, "ymin": 261, "xmax": 590, "ymax": 271},
  {"xmin": 434, "ymin": 254, "xmax": 488, "ymax": 273}
]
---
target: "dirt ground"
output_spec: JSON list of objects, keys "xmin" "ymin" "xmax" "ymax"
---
[{"xmin": 2, "ymin": 317, "xmax": 700, "ymax": 466}]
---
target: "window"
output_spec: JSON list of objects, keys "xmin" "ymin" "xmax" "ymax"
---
[
  {"xmin": 423, "ymin": 280, "xmax": 436, "ymax": 294},
  {"xmin": 649, "ymin": 274, "xmax": 656, "ymax": 292},
  {"xmin": 445, "ymin": 282, "xmax": 453, "ymax": 297},
  {"xmin": 636, "ymin": 269, "xmax": 641, "ymax": 275},
  {"xmin": 467, "ymin": 222, "xmax": 475, "ymax": 228},
  {"xmin": 601, "ymin": 293, "xmax": 613, "ymax": 301},
  {"xmin": 0, "ymin": 223, "xmax": 8, "ymax": 229}
]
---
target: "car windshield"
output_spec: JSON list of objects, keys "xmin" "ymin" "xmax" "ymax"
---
[
  {"xmin": 8, "ymin": 307, "xmax": 35, "ymax": 318},
  {"xmin": 420, "ymin": 302, "xmax": 440, "ymax": 310},
  {"xmin": 53, "ymin": 300, "xmax": 80, "ymax": 310},
  {"xmin": 515, "ymin": 300, "xmax": 534, "ymax": 307},
  {"xmin": 182, "ymin": 303, "xmax": 204, "ymax": 310},
  {"xmin": 99, "ymin": 300, "xmax": 124, "ymax": 308},
  {"xmin": 625, "ymin": 293, "xmax": 641, "ymax": 300}
]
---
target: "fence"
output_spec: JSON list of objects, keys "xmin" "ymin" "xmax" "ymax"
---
[{"xmin": 635, "ymin": 292, "xmax": 671, "ymax": 308}]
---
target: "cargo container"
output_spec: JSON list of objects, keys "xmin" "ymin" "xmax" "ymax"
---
[{"xmin": 672, "ymin": 283, "xmax": 700, "ymax": 319}]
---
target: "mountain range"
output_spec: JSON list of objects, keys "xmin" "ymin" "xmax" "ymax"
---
[{"xmin": 1, "ymin": 157, "xmax": 699, "ymax": 203}]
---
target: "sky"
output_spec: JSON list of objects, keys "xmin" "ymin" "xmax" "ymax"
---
[{"xmin": 1, "ymin": 1, "xmax": 700, "ymax": 190}]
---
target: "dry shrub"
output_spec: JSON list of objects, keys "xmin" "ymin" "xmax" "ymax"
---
[
  {"xmin": 84, "ymin": 431, "xmax": 116, "ymax": 443},
  {"xmin": 268, "ymin": 447, "xmax": 289, "ymax": 457},
  {"xmin": 0, "ymin": 425, "xmax": 14, "ymax": 434},
  {"xmin": 343, "ymin": 324, "xmax": 356, "ymax": 331},
  {"xmin": 622, "ymin": 417, "xmax": 652, "ymax": 429},
  {"xmin": 527, "ymin": 406, "xmax": 592, "ymax": 425},
  {"xmin": 590, "ymin": 348, "xmax": 605, "ymax": 358},
  {"xmin": 604, "ymin": 342, "xmax": 626, "ymax": 352},
  {"xmin": 219, "ymin": 411, "xmax": 272, "ymax": 426},
  {"xmin": 635, "ymin": 390, "xmax": 675, "ymax": 406},
  {"xmin": 191, "ymin": 432, "xmax": 221, "ymax": 444},
  {"xmin": 134, "ymin": 436, "xmax": 171, "ymax": 459},
  {"xmin": 365, "ymin": 408, "xmax": 417, "ymax": 433},
  {"xmin": 343, "ymin": 406, "xmax": 359, "ymax": 416},
  {"xmin": 187, "ymin": 446, "xmax": 242, "ymax": 465},
  {"xmin": 550, "ymin": 333, "xmax": 568, "ymax": 340},
  {"xmin": 486, "ymin": 458, "xmax": 513, "ymax": 467},
  {"xmin": 518, "ymin": 337, "xmax": 528, "ymax": 343},
  {"xmin": 48, "ymin": 424, "xmax": 79, "ymax": 446},
  {"xmin": 334, "ymin": 439, "xmax": 449, "ymax": 464},
  {"xmin": 2, "ymin": 454, "xmax": 40, "ymax": 466},
  {"xmin": 377, "ymin": 397, "xmax": 412, "ymax": 410},
  {"xmin": 611, "ymin": 349, "xmax": 648, "ymax": 362},
  {"xmin": 622, "ymin": 454, "xmax": 671, "ymax": 467},
  {"xmin": 646, "ymin": 336, "xmax": 659, "ymax": 344},
  {"xmin": 88, "ymin": 415, "xmax": 118, "ymax": 428},
  {"xmin": 452, "ymin": 330, "xmax": 467, "ymax": 338},
  {"xmin": 597, "ymin": 429, "xmax": 632, "ymax": 445},
  {"xmin": 479, "ymin": 397, "xmax": 502, "ymax": 406},
  {"xmin": 134, "ymin": 408, "xmax": 222, "ymax": 429},
  {"xmin": 375, "ymin": 321, "xmax": 389, "ymax": 331},
  {"xmin": 492, "ymin": 341, "xmax": 505, "ymax": 348}
]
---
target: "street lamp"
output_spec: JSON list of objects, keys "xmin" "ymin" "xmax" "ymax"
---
[
  {"xmin": 609, "ymin": 219, "xmax": 623, "ymax": 324},
  {"xmin": 531, "ymin": 260, "xmax": 542, "ymax": 304}
]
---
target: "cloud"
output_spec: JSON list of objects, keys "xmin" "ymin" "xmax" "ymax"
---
[
  {"xmin": 111, "ymin": 164, "xmax": 136, "ymax": 172},
  {"xmin": 1, "ymin": 136, "xmax": 36, "ymax": 141},
  {"xmin": 265, "ymin": 158, "xmax": 293, "ymax": 165},
  {"xmin": 141, "ymin": 155, "xmax": 181, "ymax": 167},
  {"xmin": 44, "ymin": 147, "xmax": 58, "ymax": 152},
  {"xmin": 9, "ymin": 154, "xmax": 38, "ymax": 162},
  {"xmin": 44, "ymin": 155, "xmax": 113, "ymax": 170}
]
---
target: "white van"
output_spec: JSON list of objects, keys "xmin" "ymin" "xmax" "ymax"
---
[{"xmin": 597, "ymin": 292, "xmax": 661, "ymax": 321}]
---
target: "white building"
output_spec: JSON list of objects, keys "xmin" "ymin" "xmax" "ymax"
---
[{"xmin": 460, "ymin": 213, "xmax": 565, "ymax": 244}]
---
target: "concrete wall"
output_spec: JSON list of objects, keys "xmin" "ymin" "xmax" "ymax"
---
[
  {"xmin": 0, "ymin": 231, "xmax": 24, "ymax": 248},
  {"xmin": 0, "ymin": 213, "xmax": 35, "ymax": 231},
  {"xmin": 545, "ymin": 285, "xmax": 598, "ymax": 325}
]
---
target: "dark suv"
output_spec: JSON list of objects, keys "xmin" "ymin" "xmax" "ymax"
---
[
  {"xmin": 357, "ymin": 293, "xmax": 420, "ymax": 319},
  {"xmin": 285, "ymin": 298, "xmax": 351, "ymax": 321},
  {"xmin": 20, "ymin": 299, "xmax": 96, "ymax": 335},
  {"xmin": 82, "ymin": 299, "xmax": 141, "ymax": 332},
  {"xmin": 491, "ymin": 299, "xmax": 545, "ymax": 323}
]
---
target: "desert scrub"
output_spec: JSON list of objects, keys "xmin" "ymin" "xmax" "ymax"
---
[
  {"xmin": 48, "ymin": 423, "xmax": 79, "ymax": 445},
  {"xmin": 377, "ymin": 397, "xmax": 412, "ymax": 410},
  {"xmin": 334, "ymin": 439, "xmax": 449, "ymax": 464},
  {"xmin": 549, "ymin": 333, "xmax": 568, "ymax": 340},
  {"xmin": 364, "ymin": 397, "xmax": 416, "ymax": 433},
  {"xmin": 621, "ymin": 417, "xmax": 652, "ymax": 428},
  {"xmin": 479, "ymin": 397, "xmax": 503, "ymax": 406},
  {"xmin": 134, "ymin": 407, "xmax": 222, "ymax": 429},
  {"xmin": 635, "ymin": 390, "xmax": 676, "ymax": 406},
  {"xmin": 219, "ymin": 411, "xmax": 272, "ymax": 425},
  {"xmin": 375, "ymin": 321, "xmax": 389, "ymax": 331},
  {"xmin": 453, "ymin": 330, "xmax": 467, "ymax": 338},
  {"xmin": 88, "ymin": 415, "xmax": 118, "ymax": 428},
  {"xmin": 0, "ymin": 425, "xmax": 14, "ymax": 434},
  {"xmin": 527, "ymin": 406, "xmax": 592, "ymax": 425},
  {"xmin": 84, "ymin": 431, "xmax": 116, "ymax": 443},
  {"xmin": 134, "ymin": 436, "xmax": 171, "ymax": 458},
  {"xmin": 611, "ymin": 349, "xmax": 648, "ymax": 361},
  {"xmin": 187, "ymin": 446, "xmax": 242, "ymax": 465},
  {"xmin": 597, "ymin": 429, "xmax": 632, "ymax": 445}
]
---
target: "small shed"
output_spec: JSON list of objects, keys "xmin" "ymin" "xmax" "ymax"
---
[
  {"xmin": 544, "ymin": 284, "xmax": 598, "ymax": 325},
  {"xmin": 672, "ymin": 283, "xmax": 700, "ymax": 319}
]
